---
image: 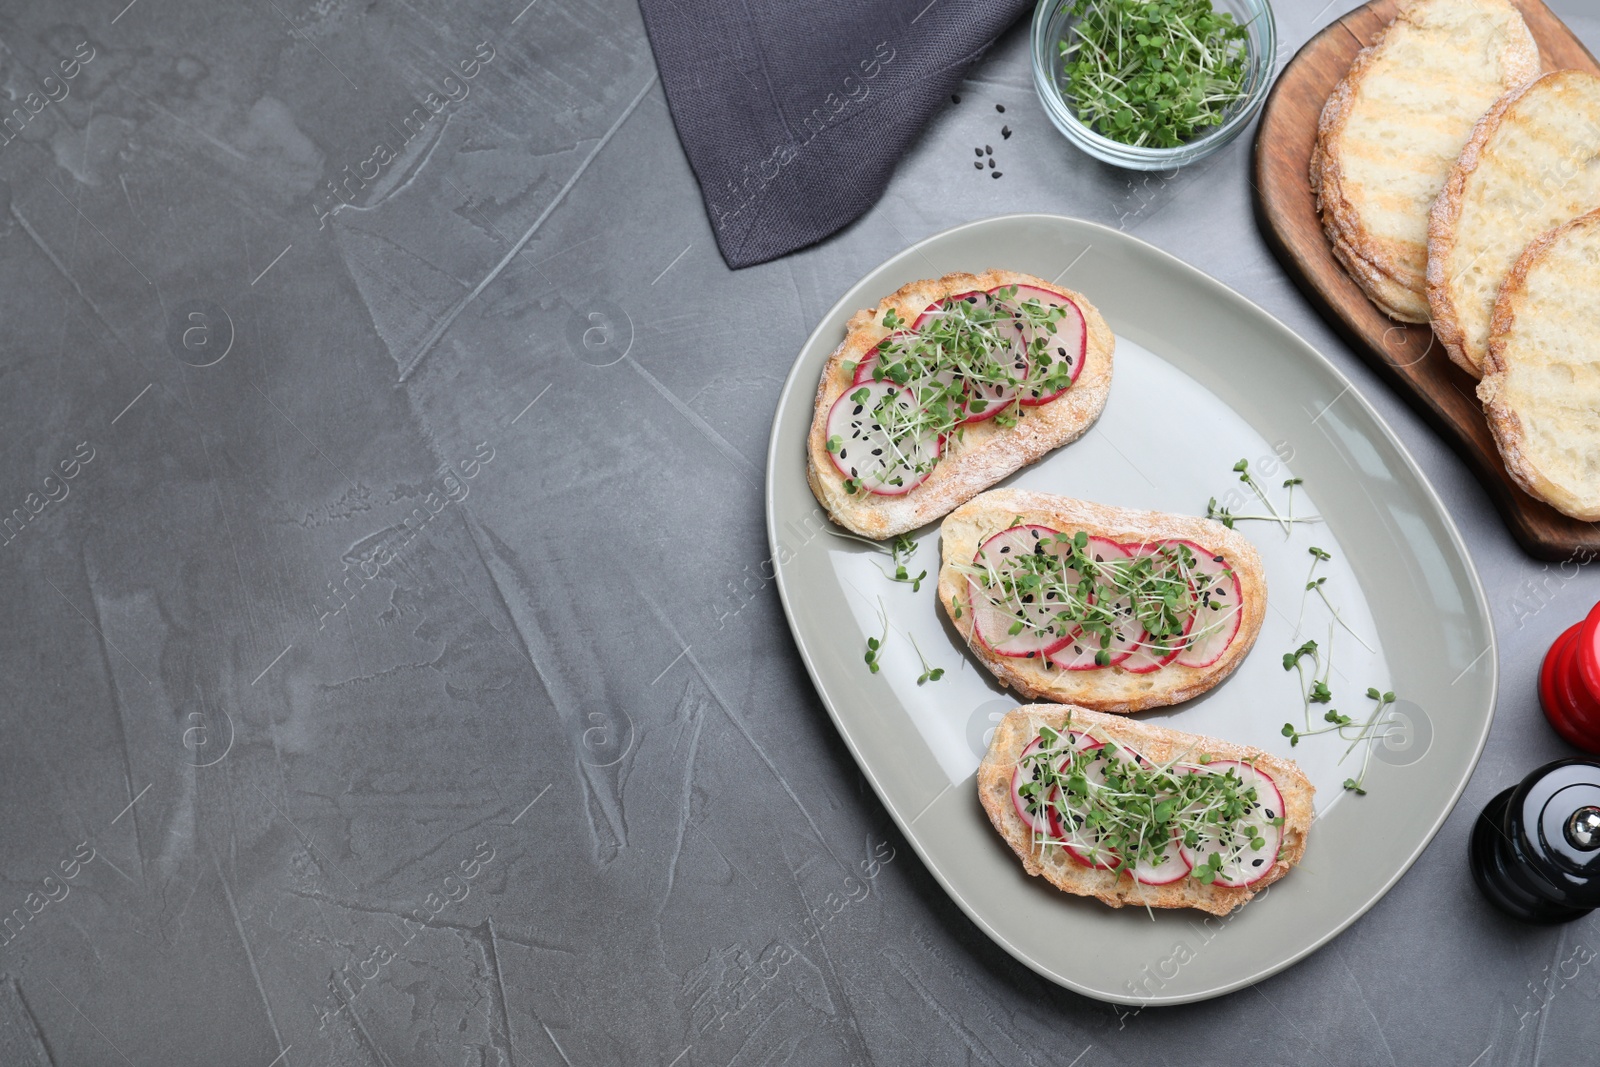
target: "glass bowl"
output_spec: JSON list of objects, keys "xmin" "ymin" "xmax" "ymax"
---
[{"xmin": 1030, "ymin": 0, "xmax": 1277, "ymax": 171}]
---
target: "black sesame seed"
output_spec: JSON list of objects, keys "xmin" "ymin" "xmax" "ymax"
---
[
  {"xmin": 992, "ymin": 171, "xmax": 1002, "ymax": 179},
  {"xmin": 871, "ymin": 448, "xmax": 883, "ymax": 456},
  {"xmin": 974, "ymin": 147, "xmax": 983, "ymax": 157},
  {"xmin": 996, "ymin": 104, "xmax": 1006, "ymax": 113},
  {"xmin": 839, "ymin": 448, "xmax": 847, "ymax": 459},
  {"xmin": 988, "ymin": 158, "xmax": 996, "ymax": 169},
  {"xmin": 974, "ymin": 161, "xmax": 983, "ymax": 169},
  {"xmin": 1252, "ymin": 858, "xmax": 1264, "ymax": 867},
  {"xmin": 852, "ymin": 404, "xmax": 863, "ymax": 415},
  {"xmin": 985, "ymin": 145, "xmax": 993, "ymax": 155},
  {"xmin": 1002, "ymin": 125, "xmax": 1012, "ymax": 138}
]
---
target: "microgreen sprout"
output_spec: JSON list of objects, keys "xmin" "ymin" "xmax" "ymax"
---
[
  {"xmin": 1058, "ymin": 0, "xmax": 1253, "ymax": 149},
  {"xmin": 844, "ymin": 288, "xmax": 1082, "ymax": 495},
  {"xmin": 868, "ymin": 533, "xmax": 929, "ymax": 591},
  {"xmin": 1341, "ymin": 689, "xmax": 1396, "ymax": 795},
  {"xmin": 952, "ymin": 530, "xmax": 1238, "ymax": 663},
  {"xmin": 910, "ymin": 633, "xmax": 945, "ymax": 685},
  {"xmin": 864, "ymin": 598, "xmax": 889, "ymax": 674},
  {"xmin": 1017, "ymin": 715, "xmax": 1278, "ymax": 885},
  {"xmin": 1206, "ymin": 461, "xmax": 1321, "ymax": 532},
  {"xmin": 1298, "ymin": 545, "xmax": 1375, "ymax": 652}
]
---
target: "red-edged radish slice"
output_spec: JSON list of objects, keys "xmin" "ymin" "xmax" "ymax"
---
[
  {"xmin": 911, "ymin": 289, "xmax": 991, "ymax": 330},
  {"xmin": 968, "ymin": 525, "xmax": 1081, "ymax": 658},
  {"xmin": 1178, "ymin": 760, "xmax": 1285, "ymax": 888},
  {"xmin": 1010, "ymin": 729, "xmax": 1096, "ymax": 836},
  {"xmin": 1047, "ymin": 627, "xmax": 1106, "ymax": 671},
  {"xmin": 1003, "ymin": 284, "xmax": 1088, "ymax": 405},
  {"xmin": 1010, "ymin": 737, "xmax": 1052, "ymax": 832},
  {"xmin": 1133, "ymin": 832, "xmax": 1193, "ymax": 885},
  {"xmin": 824, "ymin": 381, "xmax": 940, "ymax": 496},
  {"xmin": 1071, "ymin": 537, "xmax": 1139, "ymax": 666},
  {"xmin": 1052, "ymin": 743, "xmax": 1120, "ymax": 870},
  {"xmin": 1171, "ymin": 539, "xmax": 1243, "ymax": 669},
  {"xmin": 1120, "ymin": 616, "xmax": 1194, "ymax": 674},
  {"xmin": 1045, "ymin": 536, "xmax": 1125, "ymax": 670},
  {"xmin": 1121, "ymin": 750, "xmax": 1193, "ymax": 885},
  {"xmin": 854, "ymin": 342, "xmax": 966, "ymax": 424},
  {"xmin": 1116, "ymin": 541, "xmax": 1190, "ymax": 674},
  {"xmin": 960, "ymin": 323, "xmax": 1028, "ymax": 424}
]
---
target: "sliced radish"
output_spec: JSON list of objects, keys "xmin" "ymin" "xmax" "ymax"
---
[
  {"xmin": 911, "ymin": 289, "xmax": 991, "ymax": 331},
  {"xmin": 1070, "ymin": 537, "xmax": 1140, "ymax": 667},
  {"xmin": 1171, "ymin": 539, "xmax": 1243, "ymax": 669},
  {"xmin": 824, "ymin": 381, "xmax": 940, "ymax": 496},
  {"xmin": 1011, "ymin": 729, "xmax": 1097, "ymax": 837},
  {"xmin": 961, "ymin": 324, "xmax": 1028, "ymax": 424},
  {"xmin": 1120, "ymin": 616, "xmax": 1194, "ymax": 674},
  {"xmin": 1178, "ymin": 760, "xmax": 1285, "ymax": 888},
  {"xmin": 1002, "ymin": 285, "xmax": 1087, "ymax": 405},
  {"xmin": 968, "ymin": 525, "xmax": 1081, "ymax": 658},
  {"xmin": 1118, "ymin": 749, "xmax": 1193, "ymax": 885},
  {"xmin": 1052, "ymin": 743, "xmax": 1120, "ymax": 870},
  {"xmin": 854, "ymin": 342, "xmax": 965, "ymax": 424},
  {"xmin": 1116, "ymin": 542, "xmax": 1190, "ymax": 674},
  {"xmin": 1010, "ymin": 737, "xmax": 1052, "ymax": 833},
  {"xmin": 1047, "ymin": 627, "xmax": 1106, "ymax": 671},
  {"xmin": 1133, "ymin": 832, "xmax": 1193, "ymax": 886}
]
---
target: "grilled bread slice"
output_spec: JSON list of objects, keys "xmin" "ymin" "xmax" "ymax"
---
[
  {"xmin": 979, "ymin": 706, "xmax": 1314, "ymax": 916},
  {"xmin": 806, "ymin": 270, "xmax": 1113, "ymax": 539},
  {"xmin": 1478, "ymin": 209, "xmax": 1600, "ymax": 520},
  {"xmin": 936, "ymin": 489, "xmax": 1266, "ymax": 714},
  {"xmin": 1313, "ymin": 0, "xmax": 1538, "ymax": 323},
  {"xmin": 1430, "ymin": 70, "xmax": 1600, "ymax": 376}
]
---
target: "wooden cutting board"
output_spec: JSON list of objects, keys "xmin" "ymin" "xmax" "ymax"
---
[{"xmin": 1252, "ymin": 0, "xmax": 1600, "ymax": 561}]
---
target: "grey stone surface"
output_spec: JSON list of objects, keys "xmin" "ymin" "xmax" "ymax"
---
[{"xmin": 1, "ymin": 1, "xmax": 1598, "ymax": 1063}]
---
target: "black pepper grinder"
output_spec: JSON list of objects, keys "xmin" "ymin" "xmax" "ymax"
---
[{"xmin": 1471, "ymin": 758, "xmax": 1600, "ymax": 922}]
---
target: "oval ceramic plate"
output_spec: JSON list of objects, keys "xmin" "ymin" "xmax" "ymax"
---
[{"xmin": 765, "ymin": 215, "xmax": 1495, "ymax": 1005}]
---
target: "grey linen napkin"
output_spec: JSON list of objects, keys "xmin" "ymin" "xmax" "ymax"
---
[{"xmin": 636, "ymin": 0, "xmax": 1035, "ymax": 268}]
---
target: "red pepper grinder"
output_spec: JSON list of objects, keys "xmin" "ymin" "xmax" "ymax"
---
[{"xmin": 1540, "ymin": 602, "xmax": 1600, "ymax": 754}]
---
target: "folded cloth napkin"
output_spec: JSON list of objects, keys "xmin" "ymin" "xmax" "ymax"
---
[{"xmin": 637, "ymin": 0, "xmax": 1034, "ymax": 268}]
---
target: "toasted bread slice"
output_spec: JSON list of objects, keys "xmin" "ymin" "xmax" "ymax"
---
[
  {"xmin": 1430, "ymin": 70, "xmax": 1600, "ymax": 376},
  {"xmin": 1314, "ymin": 0, "xmax": 1538, "ymax": 324},
  {"xmin": 806, "ymin": 271, "xmax": 1113, "ymax": 539},
  {"xmin": 1479, "ymin": 209, "xmax": 1600, "ymax": 519},
  {"xmin": 936, "ymin": 489, "xmax": 1266, "ymax": 713},
  {"xmin": 979, "ymin": 706, "xmax": 1314, "ymax": 915}
]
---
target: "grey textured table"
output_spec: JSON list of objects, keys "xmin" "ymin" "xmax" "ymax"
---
[{"xmin": 2, "ymin": 2, "xmax": 1598, "ymax": 1064}]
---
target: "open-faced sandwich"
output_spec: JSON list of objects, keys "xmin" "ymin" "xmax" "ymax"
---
[
  {"xmin": 806, "ymin": 270, "xmax": 1113, "ymax": 539},
  {"xmin": 937, "ymin": 489, "xmax": 1265, "ymax": 713},
  {"xmin": 980, "ymin": 706, "xmax": 1314, "ymax": 915}
]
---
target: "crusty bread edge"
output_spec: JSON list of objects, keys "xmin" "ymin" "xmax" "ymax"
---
[
  {"xmin": 978, "ymin": 705, "xmax": 1314, "ymax": 916},
  {"xmin": 1312, "ymin": 0, "xmax": 1539, "ymax": 326},
  {"xmin": 1478, "ymin": 208, "xmax": 1600, "ymax": 520},
  {"xmin": 805, "ymin": 270, "xmax": 1115, "ymax": 539},
  {"xmin": 936, "ymin": 489, "xmax": 1268, "ymax": 714},
  {"xmin": 1427, "ymin": 70, "xmax": 1565, "ymax": 379},
  {"xmin": 1313, "ymin": 15, "xmax": 1433, "ymax": 322}
]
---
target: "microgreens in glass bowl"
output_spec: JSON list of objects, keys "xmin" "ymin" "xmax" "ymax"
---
[{"xmin": 1031, "ymin": 0, "xmax": 1277, "ymax": 170}]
